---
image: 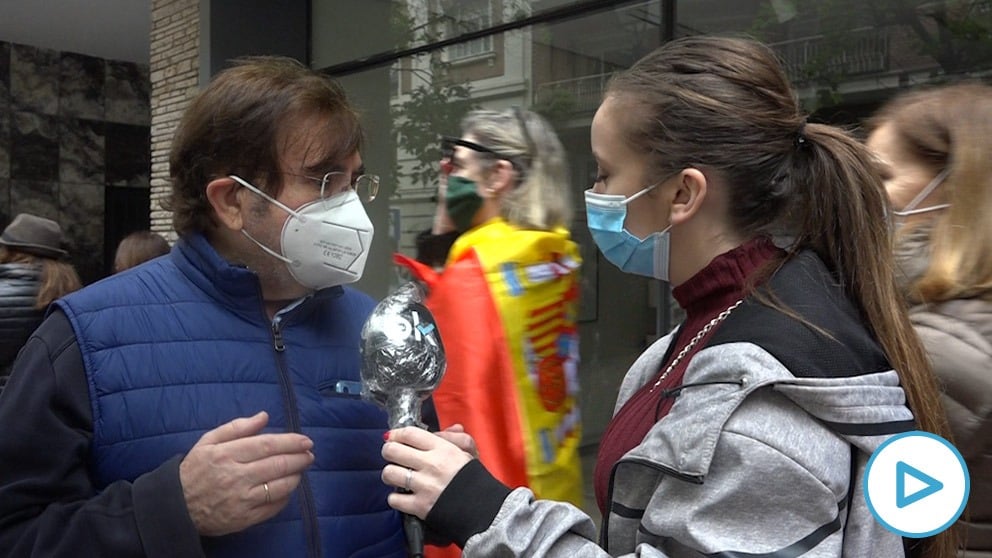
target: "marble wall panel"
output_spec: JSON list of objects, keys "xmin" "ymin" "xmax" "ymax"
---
[
  {"xmin": 0, "ymin": 42, "xmax": 10, "ymax": 110},
  {"xmin": 60, "ymin": 52, "xmax": 105, "ymax": 120},
  {"xmin": 0, "ymin": 108, "xmax": 8, "ymax": 179},
  {"xmin": 0, "ymin": 178, "xmax": 9, "ymax": 226},
  {"xmin": 105, "ymin": 122, "xmax": 150, "ymax": 187},
  {"xmin": 10, "ymin": 112, "xmax": 59, "ymax": 180},
  {"xmin": 11, "ymin": 111, "xmax": 58, "ymax": 181},
  {"xmin": 60, "ymin": 119, "xmax": 105, "ymax": 184},
  {"xmin": 10, "ymin": 44, "xmax": 58, "ymax": 115},
  {"xmin": 9, "ymin": 179, "xmax": 58, "ymax": 221},
  {"xmin": 2, "ymin": 40, "xmax": 149, "ymax": 285},
  {"xmin": 60, "ymin": 182, "xmax": 104, "ymax": 283},
  {"xmin": 1, "ymin": 44, "xmax": 12, "ymax": 181},
  {"xmin": 106, "ymin": 61, "xmax": 150, "ymax": 126}
]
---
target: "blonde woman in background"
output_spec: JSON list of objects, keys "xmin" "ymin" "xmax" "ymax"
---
[
  {"xmin": 867, "ymin": 82, "xmax": 992, "ymax": 557},
  {"xmin": 397, "ymin": 107, "xmax": 583, "ymax": 557}
]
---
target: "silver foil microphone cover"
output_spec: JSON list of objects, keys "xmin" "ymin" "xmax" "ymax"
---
[{"xmin": 360, "ymin": 281, "xmax": 446, "ymax": 428}]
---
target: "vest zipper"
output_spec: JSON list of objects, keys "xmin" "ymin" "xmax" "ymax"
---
[
  {"xmin": 271, "ymin": 320, "xmax": 285, "ymax": 352},
  {"xmin": 267, "ymin": 312, "xmax": 321, "ymax": 558}
]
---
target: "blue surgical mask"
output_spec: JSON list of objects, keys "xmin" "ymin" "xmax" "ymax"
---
[{"xmin": 584, "ymin": 183, "xmax": 672, "ymax": 281}]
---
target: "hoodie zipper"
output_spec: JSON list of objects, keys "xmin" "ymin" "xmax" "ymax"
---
[{"xmin": 601, "ymin": 457, "xmax": 703, "ymax": 550}]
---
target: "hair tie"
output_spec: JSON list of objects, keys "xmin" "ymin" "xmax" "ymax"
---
[{"xmin": 795, "ymin": 119, "xmax": 809, "ymax": 149}]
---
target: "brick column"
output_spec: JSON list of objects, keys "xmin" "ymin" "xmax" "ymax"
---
[{"xmin": 149, "ymin": 0, "xmax": 199, "ymax": 241}]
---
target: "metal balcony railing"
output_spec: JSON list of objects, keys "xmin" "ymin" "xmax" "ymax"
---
[
  {"xmin": 535, "ymin": 29, "xmax": 891, "ymax": 114},
  {"xmin": 534, "ymin": 72, "xmax": 613, "ymax": 114},
  {"xmin": 770, "ymin": 27, "xmax": 890, "ymax": 83}
]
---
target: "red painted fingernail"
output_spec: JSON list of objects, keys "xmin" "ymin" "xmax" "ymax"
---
[{"xmin": 383, "ymin": 431, "xmax": 390, "ymax": 441}]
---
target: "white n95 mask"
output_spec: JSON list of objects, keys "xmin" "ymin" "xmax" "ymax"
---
[{"xmin": 230, "ymin": 175, "xmax": 374, "ymax": 290}]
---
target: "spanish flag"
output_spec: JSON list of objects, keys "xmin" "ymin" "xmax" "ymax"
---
[{"xmin": 396, "ymin": 218, "xmax": 583, "ymax": 555}]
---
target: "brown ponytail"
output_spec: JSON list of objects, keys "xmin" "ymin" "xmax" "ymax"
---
[{"xmin": 797, "ymin": 120, "xmax": 957, "ymax": 558}]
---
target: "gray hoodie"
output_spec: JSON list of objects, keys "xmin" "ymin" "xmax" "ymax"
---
[{"xmin": 445, "ymin": 252, "xmax": 917, "ymax": 557}]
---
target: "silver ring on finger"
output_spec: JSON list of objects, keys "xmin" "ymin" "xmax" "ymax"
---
[
  {"xmin": 404, "ymin": 467, "xmax": 414, "ymax": 491},
  {"xmin": 263, "ymin": 481, "xmax": 271, "ymax": 504}
]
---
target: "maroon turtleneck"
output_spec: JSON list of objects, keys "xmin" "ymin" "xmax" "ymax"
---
[{"xmin": 593, "ymin": 236, "xmax": 783, "ymax": 514}]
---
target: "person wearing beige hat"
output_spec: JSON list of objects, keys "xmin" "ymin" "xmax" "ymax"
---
[{"xmin": 0, "ymin": 213, "xmax": 81, "ymax": 389}]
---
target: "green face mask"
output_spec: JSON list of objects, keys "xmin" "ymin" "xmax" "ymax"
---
[{"xmin": 445, "ymin": 175, "xmax": 484, "ymax": 232}]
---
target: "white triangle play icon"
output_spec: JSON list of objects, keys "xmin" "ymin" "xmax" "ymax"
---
[{"xmin": 896, "ymin": 460, "xmax": 943, "ymax": 508}]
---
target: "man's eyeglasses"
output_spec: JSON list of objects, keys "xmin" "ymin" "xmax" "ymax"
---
[{"xmin": 287, "ymin": 171, "xmax": 380, "ymax": 203}]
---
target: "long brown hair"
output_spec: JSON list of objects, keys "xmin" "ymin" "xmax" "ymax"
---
[
  {"xmin": 608, "ymin": 35, "xmax": 955, "ymax": 557},
  {"xmin": 868, "ymin": 82, "xmax": 992, "ymax": 303},
  {"xmin": 0, "ymin": 247, "xmax": 82, "ymax": 308}
]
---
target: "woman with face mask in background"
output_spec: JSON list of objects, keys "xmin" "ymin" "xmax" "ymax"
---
[
  {"xmin": 867, "ymin": 82, "xmax": 992, "ymax": 557},
  {"xmin": 395, "ymin": 108, "xmax": 583, "ymax": 556},
  {"xmin": 381, "ymin": 36, "xmax": 957, "ymax": 558}
]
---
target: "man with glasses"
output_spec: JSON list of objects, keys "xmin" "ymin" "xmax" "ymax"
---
[{"xmin": 0, "ymin": 57, "xmax": 405, "ymax": 557}]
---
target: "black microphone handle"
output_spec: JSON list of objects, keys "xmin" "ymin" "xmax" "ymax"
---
[
  {"xmin": 395, "ymin": 417, "xmax": 426, "ymax": 558},
  {"xmin": 402, "ymin": 508, "xmax": 425, "ymax": 558}
]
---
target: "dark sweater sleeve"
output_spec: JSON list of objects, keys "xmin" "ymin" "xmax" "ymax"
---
[
  {"xmin": 424, "ymin": 459, "xmax": 513, "ymax": 548},
  {"xmin": 415, "ymin": 230, "xmax": 460, "ymax": 269},
  {"xmin": 0, "ymin": 310, "xmax": 204, "ymax": 558}
]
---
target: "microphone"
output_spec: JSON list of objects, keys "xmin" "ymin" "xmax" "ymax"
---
[{"xmin": 360, "ymin": 281, "xmax": 446, "ymax": 558}]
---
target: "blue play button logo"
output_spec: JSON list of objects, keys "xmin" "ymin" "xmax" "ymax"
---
[
  {"xmin": 864, "ymin": 431, "xmax": 969, "ymax": 538},
  {"xmin": 896, "ymin": 461, "xmax": 943, "ymax": 508}
]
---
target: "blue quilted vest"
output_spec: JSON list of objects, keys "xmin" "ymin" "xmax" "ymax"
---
[{"xmin": 55, "ymin": 234, "xmax": 404, "ymax": 558}]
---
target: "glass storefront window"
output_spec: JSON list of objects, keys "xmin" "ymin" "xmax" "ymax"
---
[
  {"xmin": 445, "ymin": 0, "xmax": 496, "ymax": 61},
  {"xmin": 314, "ymin": 0, "xmax": 992, "ymax": 452},
  {"xmin": 677, "ymin": 0, "xmax": 992, "ymax": 119}
]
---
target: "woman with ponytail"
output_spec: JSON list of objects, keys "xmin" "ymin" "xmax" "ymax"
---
[{"xmin": 381, "ymin": 36, "xmax": 955, "ymax": 558}]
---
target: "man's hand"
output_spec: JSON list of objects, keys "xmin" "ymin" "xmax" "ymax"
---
[{"xmin": 179, "ymin": 411, "xmax": 315, "ymax": 536}]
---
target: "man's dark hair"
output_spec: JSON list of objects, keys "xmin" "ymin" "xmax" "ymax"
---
[{"xmin": 167, "ymin": 56, "xmax": 363, "ymax": 236}]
